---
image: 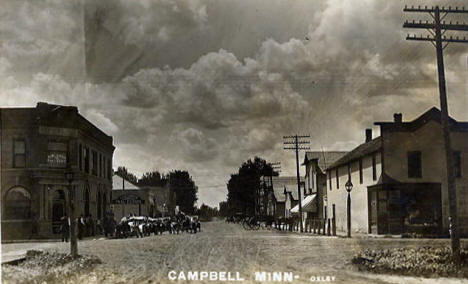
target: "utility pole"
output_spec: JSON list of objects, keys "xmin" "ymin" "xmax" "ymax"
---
[
  {"xmin": 403, "ymin": 5, "xmax": 468, "ymax": 262},
  {"xmin": 65, "ymin": 169, "xmax": 78, "ymax": 258},
  {"xmin": 284, "ymin": 135, "xmax": 310, "ymax": 232}
]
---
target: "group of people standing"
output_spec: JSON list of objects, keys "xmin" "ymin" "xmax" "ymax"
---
[{"xmin": 60, "ymin": 213, "xmax": 116, "ymax": 242}]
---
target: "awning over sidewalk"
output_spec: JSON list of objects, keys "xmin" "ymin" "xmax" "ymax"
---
[{"xmin": 291, "ymin": 194, "xmax": 317, "ymax": 213}]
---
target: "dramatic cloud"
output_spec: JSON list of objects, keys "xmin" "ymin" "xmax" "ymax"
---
[
  {"xmin": 1, "ymin": 0, "xmax": 468, "ymax": 206},
  {"xmin": 0, "ymin": 0, "xmax": 85, "ymax": 83}
]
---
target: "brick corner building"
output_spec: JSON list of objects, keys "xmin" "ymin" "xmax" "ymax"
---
[{"xmin": 1, "ymin": 102, "xmax": 115, "ymax": 240}]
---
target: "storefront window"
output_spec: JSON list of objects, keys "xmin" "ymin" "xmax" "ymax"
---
[{"xmin": 401, "ymin": 187, "xmax": 441, "ymax": 234}]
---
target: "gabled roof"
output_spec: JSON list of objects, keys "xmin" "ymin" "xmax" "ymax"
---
[
  {"xmin": 303, "ymin": 151, "xmax": 347, "ymax": 173},
  {"xmin": 112, "ymin": 174, "xmax": 141, "ymax": 190},
  {"xmin": 271, "ymin": 176, "xmax": 304, "ymax": 202},
  {"xmin": 375, "ymin": 107, "xmax": 468, "ymax": 132},
  {"xmin": 326, "ymin": 107, "xmax": 468, "ymax": 170},
  {"xmin": 327, "ymin": 137, "xmax": 382, "ymax": 170}
]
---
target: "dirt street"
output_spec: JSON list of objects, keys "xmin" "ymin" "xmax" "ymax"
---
[{"xmin": 2, "ymin": 221, "xmax": 468, "ymax": 283}]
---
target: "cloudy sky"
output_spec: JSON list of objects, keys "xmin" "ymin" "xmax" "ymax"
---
[{"xmin": 1, "ymin": 0, "xmax": 467, "ymax": 207}]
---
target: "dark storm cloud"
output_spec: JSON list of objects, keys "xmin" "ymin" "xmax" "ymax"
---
[
  {"xmin": 0, "ymin": 0, "xmax": 85, "ymax": 83},
  {"xmin": 1, "ymin": 0, "xmax": 468, "ymax": 206}
]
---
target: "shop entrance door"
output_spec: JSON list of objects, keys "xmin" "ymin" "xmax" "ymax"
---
[
  {"xmin": 52, "ymin": 190, "xmax": 66, "ymax": 234},
  {"xmin": 377, "ymin": 190, "xmax": 389, "ymax": 234},
  {"xmin": 369, "ymin": 191, "xmax": 378, "ymax": 234}
]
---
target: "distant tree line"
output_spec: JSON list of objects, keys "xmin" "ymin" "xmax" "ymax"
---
[
  {"xmin": 115, "ymin": 166, "xmax": 139, "ymax": 185},
  {"xmin": 195, "ymin": 204, "xmax": 219, "ymax": 221},
  {"xmin": 115, "ymin": 167, "xmax": 198, "ymax": 214},
  {"xmin": 225, "ymin": 157, "xmax": 276, "ymax": 216}
]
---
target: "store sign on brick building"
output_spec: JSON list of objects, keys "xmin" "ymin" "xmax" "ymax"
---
[
  {"xmin": 47, "ymin": 152, "xmax": 67, "ymax": 168},
  {"xmin": 112, "ymin": 194, "xmax": 145, "ymax": 205},
  {"xmin": 47, "ymin": 142, "xmax": 67, "ymax": 168}
]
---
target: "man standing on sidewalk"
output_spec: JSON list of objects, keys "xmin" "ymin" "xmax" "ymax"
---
[
  {"xmin": 60, "ymin": 214, "xmax": 69, "ymax": 242},
  {"xmin": 78, "ymin": 215, "xmax": 85, "ymax": 240},
  {"xmin": 89, "ymin": 214, "xmax": 95, "ymax": 236}
]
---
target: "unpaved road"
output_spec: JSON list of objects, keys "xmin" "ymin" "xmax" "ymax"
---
[{"xmin": 2, "ymin": 221, "xmax": 468, "ymax": 283}]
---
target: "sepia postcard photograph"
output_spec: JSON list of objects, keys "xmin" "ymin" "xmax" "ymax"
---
[{"xmin": 1, "ymin": 0, "xmax": 468, "ymax": 283}]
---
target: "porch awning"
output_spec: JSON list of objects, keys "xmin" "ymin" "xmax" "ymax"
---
[{"xmin": 291, "ymin": 194, "xmax": 317, "ymax": 213}]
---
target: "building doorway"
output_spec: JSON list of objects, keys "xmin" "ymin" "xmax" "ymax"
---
[
  {"xmin": 52, "ymin": 190, "xmax": 66, "ymax": 234},
  {"xmin": 84, "ymin": 186, "xmax": 90, "ymax": 217},
  {"xmin": 369, "ymin": 191, "xmax": 378, "ymax": 234},
  {"xmin": 97, "ymin": 192, "xmax": 102, "ymax": 219},
  {"xmin": 102, "ymin": 193, "xmax": 107, "ymax": 218}
]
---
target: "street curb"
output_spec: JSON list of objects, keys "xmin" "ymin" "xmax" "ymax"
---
[
  {"xmin": 1, "ymin": 239, "xmax": 61, "ymax": 244},
  {"xmin": 1, "ymin": 236, "xmax": 107, "ymax": 244},
  {"xmin": 1, "ymin": 256, "xmax": 26, "ymax": 265}
]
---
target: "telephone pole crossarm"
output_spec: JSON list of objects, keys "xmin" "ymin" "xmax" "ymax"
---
[
  {"xmin": 404, "ymin": 5, "xmax": 468, "ymax": 13},
  {"xmin": 283, "ymin": 135, "xmax": 310, "ymax": 138},
  {"xmin": 284, "ymin": 141, "xmax": 310, "ymax": 145},
  {"xmin": 404, "ymin": 22, "xmax": 468, "ymax": 31},
  {"xmin": 406, "ymin": 35, "xmax": 468, "ymax": 43}
]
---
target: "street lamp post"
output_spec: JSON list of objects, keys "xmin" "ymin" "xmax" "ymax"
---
[
  {"xmin": 65, "ymin": 170, "xmax": 78, "ymax": 258},
  {"xmin": 345, "ymin": 180, "xmax": 353, "ymax": 238}
]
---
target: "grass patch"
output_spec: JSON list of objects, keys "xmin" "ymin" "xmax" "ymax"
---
[
  {"xmin": 2, "ymin": 250, "xmax": 101, "ymax": 284},
  {"xmin": 352, "ymin": 246, "xmax": 468, "ymax": 278}
]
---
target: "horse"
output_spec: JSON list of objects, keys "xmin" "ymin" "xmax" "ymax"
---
[
  {"xmin": 169, "ymin": 218, "xmax": 181, "ymax": 234},
  {"xmin": 115, "ymin": 221, "xmax": 130, "ymax": 238}
]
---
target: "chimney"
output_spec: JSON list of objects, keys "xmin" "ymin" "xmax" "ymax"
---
[
  {"xmin": 394, "ymin": 113, "xmax": 402, "ymax": 123},
  {"xmin": 365, "ymin": 129, "xmax": 372, "ymax": 143}
]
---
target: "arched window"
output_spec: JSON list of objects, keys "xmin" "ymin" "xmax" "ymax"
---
[{"xmin": 4, "ymin": 187, "xmax": 31, "ymax": 220}]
